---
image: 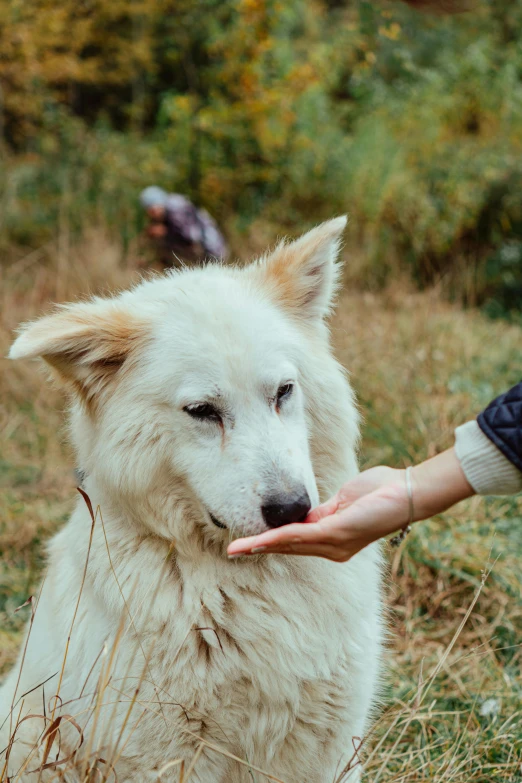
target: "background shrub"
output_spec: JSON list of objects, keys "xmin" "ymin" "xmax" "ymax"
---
[{"xmin": 1, "ymin": 0, "xmax": 522, "ymax": 306}]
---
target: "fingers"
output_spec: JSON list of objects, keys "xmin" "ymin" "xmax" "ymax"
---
[
  {"xmin": 229, "ymin": 537, "xmax": 348, "ymax": 561},
  {"xmin": 257, "ymin": 545, "xmax": 347, "ymax": 561},
  {"xmin": 226, "ymin": 523, "xmax": 311, "ymax": 556},
  {"xmin": 227, "ymin": 517, "xmax": 344, "ymax": 557}
]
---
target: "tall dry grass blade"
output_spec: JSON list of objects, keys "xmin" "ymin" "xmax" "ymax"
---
[
  {"xmin": 155, "ymin": 757, "xmax": 183, "ymax": 781},
  {"xmin": 97, "ymin": 504, "xmax": 169, "ymax": 729},
  {"xmin": 104, "ymin": 541, "xmax": 194, "ymax": 773},
  {"xmin": 371, "ymin": 563, "xmax": 493, "ymax": 783},
  {"xmin": 187, "ymin": 735, "xmax": 287, "ymax": 783},
  {"xmin": 0, "ymin": 672, "xmax": 58, "ymax": 737},
  {"xmin": 28, "ymin": 714, "xmax": 84, "ymax": 773},
  {"xmin": 182, "ymin": 742, "xmax": 204, "ymax": 782},
  {"xmin": 1, "ymin": 700, "xmax": 25, "ymax": 781},
  {"xmin": 79, "ymin": 609, "xmax": 127, "ymax": 779},
  {"xmin": 7, "ymin": 578, "xmax": 47, "ymax": 739},
  {"xmin": 50, "ymin": 488, "xmax": 97, "ymax": 724},
  {"xmin": 332, "ymin": 736, "xmax": 362, "ymax": 783},
  {"xmin": 104, "ymin": 682, "xmax": 288, "ymax": 783}
]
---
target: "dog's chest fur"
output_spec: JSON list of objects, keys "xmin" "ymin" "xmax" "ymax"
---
[{"xmin": 35, "ymin": 515, "xmax": 382, "ymax": 780}]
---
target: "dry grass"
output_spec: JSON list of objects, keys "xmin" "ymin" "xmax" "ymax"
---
[
  {"xmin": 333, "ymin": 285, "xmax": 522, "ymax": 781},
  {"xmin": 0, "ymin": 239, "xmax": 521, "ymax": 781}
]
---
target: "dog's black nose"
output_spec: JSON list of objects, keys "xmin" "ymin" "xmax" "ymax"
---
[{"xmin": 261, "ymin": 492, "xmax": 311, "ymax": 529}]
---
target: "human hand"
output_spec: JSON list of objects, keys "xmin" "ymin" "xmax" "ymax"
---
[
  {"xmin": 227, "ymin": 449, "xmax": 474, "ymax": 562},
  {"xmin": 228, "ymin": 466, "xmax": 409, "ymax": 562}
]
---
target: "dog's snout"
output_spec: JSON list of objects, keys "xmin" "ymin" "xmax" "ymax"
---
[{"xmin": 261, "ymin": 491, "xmax": 311, "ymax": 529}]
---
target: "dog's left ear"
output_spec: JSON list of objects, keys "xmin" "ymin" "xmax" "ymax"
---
[
  {"xmin": 254, "ymin": 216, "xmax": 347, "ymax": 321},
  {"xmin": 8, "ymin": 298, "xmax": 150, "ymax": 406}
]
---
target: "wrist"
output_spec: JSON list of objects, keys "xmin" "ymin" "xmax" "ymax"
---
[{"xmin": 410, "ymin": 447, "xmax": 475, "ymax": 521}]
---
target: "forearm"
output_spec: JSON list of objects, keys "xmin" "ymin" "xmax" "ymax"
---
[
  {"xmin": 410, "ymin": 416, "xmax": 522, "ymax": 522},
  {"xmin": 410, "ymin": 447, "xmax": 475, "ymax": 521}
]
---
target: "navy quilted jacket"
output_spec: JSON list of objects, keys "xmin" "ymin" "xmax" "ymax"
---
[{"xmin": 478, "ymin": 382, "xmax": 522, "ymax": 473}]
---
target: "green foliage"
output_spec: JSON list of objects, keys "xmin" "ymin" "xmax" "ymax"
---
[{"xmin": 1, "ymin": 0, "xmax": 522, "ymax": 304}]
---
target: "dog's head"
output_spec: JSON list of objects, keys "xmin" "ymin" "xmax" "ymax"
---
[{"xmin": 9, "ymin": 218, "xmax": 358, "ymax": 545}]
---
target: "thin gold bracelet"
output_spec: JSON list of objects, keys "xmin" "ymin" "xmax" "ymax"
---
[{"xmin": 390, "ymin": 466, "xmax": 413, "ymax": 547}]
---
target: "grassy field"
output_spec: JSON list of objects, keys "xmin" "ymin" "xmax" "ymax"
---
[{"xmin": 0, "ymin": 239, "xmax": 521, "ymax": 781}]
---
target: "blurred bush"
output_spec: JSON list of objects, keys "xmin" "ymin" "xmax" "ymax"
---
[{"xmin": 1, "ymin": 0, "xmax": 522, "ymax": 306}]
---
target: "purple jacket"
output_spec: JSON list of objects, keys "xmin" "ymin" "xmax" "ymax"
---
[{"xmin": 165, "ymin": 194, "xmax": 228, "ymax": 260}]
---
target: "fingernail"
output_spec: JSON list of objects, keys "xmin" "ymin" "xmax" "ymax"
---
[
  {"xmin": 251, "ymin": 546, "xmax": 267, "ymax": 553},
  {"xmin": 227, "ymin": 553, "xmax": 242, "ymax": 559}
]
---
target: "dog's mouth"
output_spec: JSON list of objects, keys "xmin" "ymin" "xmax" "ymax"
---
[{"xmin": 209, "ymin": 512, "xmax": 227, "ymax": 530}]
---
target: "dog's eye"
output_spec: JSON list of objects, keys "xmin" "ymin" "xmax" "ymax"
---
[
  {"xmin": 276, "ymin": 383, "xmax": 294, "ymax": 407},
  {"xmin": 184, "ymin": 403, "xmax": 222, "ymax": 423}
]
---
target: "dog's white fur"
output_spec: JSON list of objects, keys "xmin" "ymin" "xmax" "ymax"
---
[{"xmin": 1, "ymin": 218, "xmax": 383, "ymax": 782}]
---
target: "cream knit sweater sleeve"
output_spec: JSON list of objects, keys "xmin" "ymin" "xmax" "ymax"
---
[{"xmin": 454, "ymin": 420, "xmax": 522, "ymax": 496}]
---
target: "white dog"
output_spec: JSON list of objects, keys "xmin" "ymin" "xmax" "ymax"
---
[{"xmin": 1, "ymin": 218, "xmax": 383, "ymax": 782}]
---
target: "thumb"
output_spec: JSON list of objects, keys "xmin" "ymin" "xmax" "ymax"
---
[{"xmin": 305, "ymin": 495, "xmax": 339, "ymax": 525}]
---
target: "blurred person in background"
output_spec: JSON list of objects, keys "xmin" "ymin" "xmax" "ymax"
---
[{"xmin": 140, "ymin": 186, "xmax": 229, "ymax": 268}]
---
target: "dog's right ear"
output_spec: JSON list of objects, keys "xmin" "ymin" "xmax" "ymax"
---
[
  {"xmin": 252, "ymin": 216, "xmax": 347, "ymax": 323},
  {"xmin": 9, "ymin": 298, "xmax": 150, "ymax": 406}
]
